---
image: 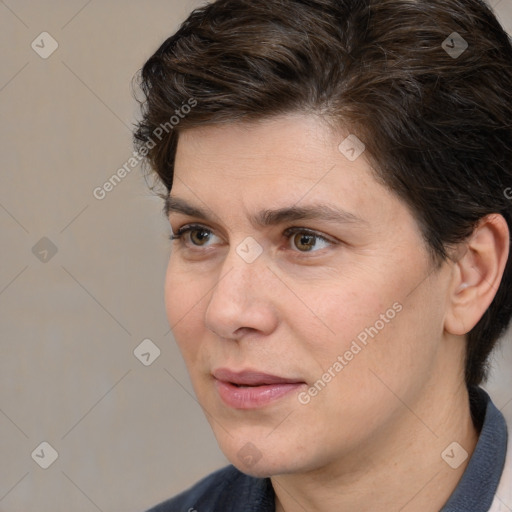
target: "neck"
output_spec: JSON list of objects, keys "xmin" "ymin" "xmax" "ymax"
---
[{"xmin": 272, "ymin": 378, "xmax": 478, "ymax": 512}]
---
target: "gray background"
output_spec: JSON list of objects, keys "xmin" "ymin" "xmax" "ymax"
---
[{"xmin": 0, "ymin": 1, "xmax": 511, "ymax": 511}]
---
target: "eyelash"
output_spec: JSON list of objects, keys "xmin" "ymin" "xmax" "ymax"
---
[{"xmin": 169, "ymin": 224, "xmax": 336, "ymax": 253}]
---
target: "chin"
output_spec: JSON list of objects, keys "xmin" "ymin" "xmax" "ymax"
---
[
  {"xmin": 230, "ymin": 456, "xmax": 294, "ymax": 478},
  {"xmin": 217, "ymin": 435, "xmax": 313, "ymax": 478}
]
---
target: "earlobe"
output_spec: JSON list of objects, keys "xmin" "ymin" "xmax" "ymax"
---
[{"xmin": 444, "ymin": 214, "xmax": 510, "ymax": 336}]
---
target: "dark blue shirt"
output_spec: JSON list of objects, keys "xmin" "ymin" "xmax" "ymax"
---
[{"xmin": 147, "ymin": 387, "xmax": 508, "ymax": 512}]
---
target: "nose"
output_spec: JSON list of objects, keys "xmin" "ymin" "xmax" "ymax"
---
[{"xmin": 204, "ymin": 246, "xmax": 279, "ymax": 341}]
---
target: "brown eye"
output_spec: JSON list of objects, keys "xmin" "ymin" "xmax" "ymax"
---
[
  {"xmin": 287, "ymin": 230, "xmax": 332, "ymax": 253},
  {"xmin": 171, "ymin": 225, "xmax": 219, "ymax": 247},
  {"xmin": 292, "ymin": 233, "xmax": 317, "ymax": 252},
  {"xmin": 189, "ymin": 228, "xmax": 212, "ymax": 246}
]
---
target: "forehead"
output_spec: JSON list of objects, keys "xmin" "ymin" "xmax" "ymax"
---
[
  {"xmin": 177, "ymin": 114, "xmax": 335, "ymax": 164},
  {"xmin": 172, "ymin": 114, "xmax": 419, "ymax": 237},
  {"xmin": 174, "ymin": 115, "xmax": 367, "ymax": 197}
]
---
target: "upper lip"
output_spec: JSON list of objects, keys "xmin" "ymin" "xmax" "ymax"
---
[{"xmin": 213, "ymin": 368, "xmax": 304, "ymax": 386}]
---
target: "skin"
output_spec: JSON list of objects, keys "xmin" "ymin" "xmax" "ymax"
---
[{"xmin": 164, "ymin": 113, "xmax": 509, "ymax": 512}]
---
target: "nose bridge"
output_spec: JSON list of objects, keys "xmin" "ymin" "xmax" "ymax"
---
[
  {"xmin": 204, "ymin": 239, "xmax": 274, "ymax": 337},
  {"xmin": 212, "ymin": 240, "xmax": 265, "ymax": 304}
]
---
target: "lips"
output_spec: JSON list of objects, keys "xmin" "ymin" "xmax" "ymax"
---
[
  {"xmin": 212, "ymin": 368, "xmax": 306, "ymax": 409},
  {"xmin": 213, "ymin": 368, "xmax": 304, "ymax": 386}
]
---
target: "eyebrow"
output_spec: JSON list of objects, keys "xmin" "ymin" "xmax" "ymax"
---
[{"xmin": 165, "ymin": 196, "xmax": 367, "ymax": 228}]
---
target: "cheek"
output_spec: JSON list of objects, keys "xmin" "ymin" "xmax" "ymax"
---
[
  {"xmin": 164, "ymin": 259, "xmax": 207, "ymax": 356},
  {"xmin": 332, "ymin": 280, "xmax": 443, "ymax": 409},
  {"xmin": 164, "ymin": 259, "xmax": 184, "ymax": 325},
  {"xmin": 294, "ymin": 274, "xmax": 424, "ymax": 394},
  {"xmin": 293, "ymin": 282, "xmax": 387, "ymax": 359}
]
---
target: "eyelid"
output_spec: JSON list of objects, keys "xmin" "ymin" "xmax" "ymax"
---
[
  {"xmin": 282, "ymin": 226, "xmax": 337, "ymax": 245},
  {"xmin": 171, "ymin": 223, "xmax": 338, "ymax": 252},
  {"xmin": 172, "ymin": 223, "xmax": 214, "ymax": 237},
  {"xmin": 170, "ymin": 223, "xmax": 222, "ymax": 245}
]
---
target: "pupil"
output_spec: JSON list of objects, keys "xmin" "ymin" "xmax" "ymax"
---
[
  {"xmin": 193, "ymin": 230, "xmax": 209, "ymax": 244},
  {"xmin": 297, "ymin": 234, "xmax": 314, "ymax": 251}
]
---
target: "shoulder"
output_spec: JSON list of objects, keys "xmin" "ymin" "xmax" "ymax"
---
[
  {"xmin": 489, "ymin": 419, "xmax": 512, "ymax": 512},
  {"xmin": 145, "ymin": 465, "xmax": 272, "ymax": 512}
]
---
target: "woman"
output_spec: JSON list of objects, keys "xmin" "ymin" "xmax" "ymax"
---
[{"xmin": 134, "ymin": 0, "xmax": 512, "ymax": 510}]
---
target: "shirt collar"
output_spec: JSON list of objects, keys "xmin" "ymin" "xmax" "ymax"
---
[{"xmin": 440, "ymin": 386, "xmax": 508, "ymax": 511}]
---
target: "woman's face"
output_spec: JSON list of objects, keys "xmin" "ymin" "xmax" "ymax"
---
[{"xmin": 165, "ymin": 114, "xmax": 453, "ymax": 477}]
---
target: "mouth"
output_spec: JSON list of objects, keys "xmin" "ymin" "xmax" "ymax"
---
[{"xmin": 212, "ymin": 368, "xmax": 306, "ymax": 409}]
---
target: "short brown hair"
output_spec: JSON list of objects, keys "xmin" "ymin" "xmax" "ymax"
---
[{"xmin": 134, "ymin": 0, "xmax": 512, "ymax": 387}]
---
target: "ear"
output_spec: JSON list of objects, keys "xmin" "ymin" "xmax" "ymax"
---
[{"xmin": 444, "ymin": 214, "xmax": 510, "ymax": 336}]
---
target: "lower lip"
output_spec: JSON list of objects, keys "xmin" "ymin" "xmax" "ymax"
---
[{"xmin": 215, "ymin": 380, "xmax": 304, "ymax": 409}]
